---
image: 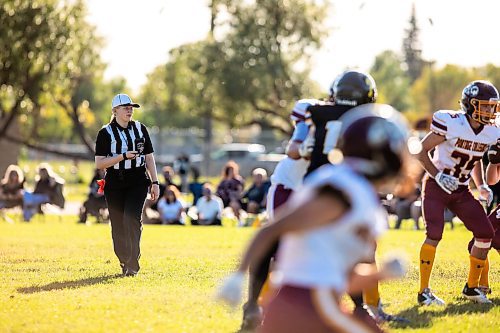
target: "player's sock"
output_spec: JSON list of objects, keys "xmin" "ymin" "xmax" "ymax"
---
[
  {"xmin": 478, "ymin": 256, "xmax": 489, "ymax": 288},
  {"xmin": 467, "ymin": 255, "xmax": 486, "ymax": 288},
  {"xmin": 350, "ymin": 293, "xmax": 364, "ymax": 308},
  {"xmin": 363, "ymin": 284, "xmax": 380, "ymax": 307},
  {"xmin": 419, "ymin": 243, "xmax": 436, "ymax": 292}
]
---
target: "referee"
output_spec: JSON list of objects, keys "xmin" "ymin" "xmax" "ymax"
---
[{"xmin": 95, "ymin": 93, "xmax": 160, "ymax": 277}]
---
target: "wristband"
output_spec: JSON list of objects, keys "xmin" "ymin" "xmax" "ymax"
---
[
  {"xmin": 122, "ymin": 152, "xmax": 127, "ymax": 160},
  {"xmin": 152, "ymin": 181, "xmax": 160, "ymax": 185}
]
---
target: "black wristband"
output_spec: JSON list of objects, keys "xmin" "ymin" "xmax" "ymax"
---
[
  {"xmin": 122, "ymin": 152, "xmax": 127, "ymax": 160},
  {"xmin": 152, "ymin": 181, "xmax": 159, "ymax": 185}
]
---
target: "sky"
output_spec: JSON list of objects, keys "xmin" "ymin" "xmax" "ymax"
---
[{"xmin": 86, "ymin": 0, "xmax": 500, "ymax": 94}]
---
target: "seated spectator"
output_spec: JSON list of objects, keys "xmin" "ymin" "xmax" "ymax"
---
[
  {"xmin": 78, "ymin": 169, "xmax": 108, "ymax": 223},
  {"xmin": 157, "ymin": 185, "xmax": 185, "ymax": 225},
  {"xmin": 393, "ymin": 179, "xmax": 421, "ymax": 230},
  {"xmin": 0, "ymin": 165, "xmax": 25, "ymax": 209},
  {"xmin": 23, "ymin": 163, "xmax": 65, "ymax": 222},
  {"xmin": 174, "ymin": 153, "xmax": 190, "ymax": 193},
  {"xmin": 190, "ymin": 183, "xmax": 223, "ymax": 226},
  {"xmin": 144, "ymin": 165, "xmax": 181, "ymax": 223},
  {"xmin": 241, "ymin": 168, "xmax": 271, "ymax": 214},
  {"xmin": 216, "ymin": 161, "xmax": 244, "ymax": 220},
  {"xmin": 188, "ymin": 167, "xmax": 204, "ymax": 206}
]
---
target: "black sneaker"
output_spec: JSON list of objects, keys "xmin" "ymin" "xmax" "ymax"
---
[
  {"xmin": 462, "ymin": 283, "xmax": 492, "ymax": 304},
  {"xmin": 240, "ymin": 302, "xmax": 262, "ymax": 331}
]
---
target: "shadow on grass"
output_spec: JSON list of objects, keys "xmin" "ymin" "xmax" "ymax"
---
[
  {"xmin": 387, "ymin": 297, "xmax": 498, "ymax": 330},
  {"xmin": 17, "ymin": 273, "xmax": 123, "ymax": 294}
]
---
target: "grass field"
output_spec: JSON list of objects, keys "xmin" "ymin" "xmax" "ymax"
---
[{"xmin": 0, "ymin": 218, "xmax": 498, "ymax": 333}]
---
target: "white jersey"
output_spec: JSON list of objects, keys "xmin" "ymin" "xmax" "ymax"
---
[
  {"xmin": 269, "ymin": 99, "xmax": 319, "ymax": 190},
  {"xmin": 274, "ymin": 164, "xmax": 387, "ymax": 292},
  {"xmin": 270, "ymin": 157, "xmax": 309, "ymax": 190},
  {"xmin": 290, "ymin": 98, "xmax": 322, "ymax": 123},
  {"xmin": 430, "ymin": 110, "xmax": 500, "ymax": 185}
]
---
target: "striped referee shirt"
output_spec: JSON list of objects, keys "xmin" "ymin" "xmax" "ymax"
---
[{"xmin": 95, "ymin": 118, "xmax": 154, "ymax": 170}]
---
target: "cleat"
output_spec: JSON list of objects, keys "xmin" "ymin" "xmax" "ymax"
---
[
  {"xmin": 462, "ymin": 284, "xmax": 492, "ymax": 304},
  {"xmin": 240, "ymin": 302, "xmax": 262, "ymax": 331},
  {"xmin": 352, "ymin": 306, "xmax": 384, "ymax": 333},
  {"xmin": 365, "ymin": 302, "xmax": 410, "ymax": 323},
  {"xmin": 478, "ymin": 286, "xmax": 492, "ymax": 295},
  {"xmin": 418, "ymin": 288, "xmax": 445, "ymax": 306}
]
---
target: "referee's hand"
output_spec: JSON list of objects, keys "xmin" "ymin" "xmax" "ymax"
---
[
  {"xmin": 123, "ymin": 151, "xmax": 139, "ymax": 160},
  {"xmin": 150, "ymin": 183, "xmax": 160, "ymax": 201}
]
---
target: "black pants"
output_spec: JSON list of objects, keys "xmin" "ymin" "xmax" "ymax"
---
[{"xmin": 105, "ymin": 184, "xmax": 149, "ymax": 272}]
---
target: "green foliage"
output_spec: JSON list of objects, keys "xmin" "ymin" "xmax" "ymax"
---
[
  {"xmin": 402, "ymin": 4, "xmax": 424, "ymax": 83},
  {"xmin": 371, "ymin": 50, "xmax": 412, "ymax": 113},
  {"xmin": 0, "ymin": 0, "xmax": 116, "ymax": 151},
  {"xmin": 0, "ymin": 220, "xmax": 498, "ymax": 332},
  {"xmin": 139, "ymin": 0, "xmax": 326, "ymax": 135}
]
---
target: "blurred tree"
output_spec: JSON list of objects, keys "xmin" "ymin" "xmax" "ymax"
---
[
  {"xmin": 216, "ymin": 0, "xmax": 326, "ymax": 134},
  {"xmin": 402, "ymin": 3, "xmax": 424, "ymax": 83},
  {"xmin": 410, "ymin": 64, "xmax": 472, "ymax": 123},
  {"xmin": 0, "ymin": 0, "xmax": 107, "ymax": 171},
  {"xmin": 370, "ymin": 50, "xmax": 412, "ymax": 113}
]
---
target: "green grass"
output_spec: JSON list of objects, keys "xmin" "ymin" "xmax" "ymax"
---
[{"xmin": 0, "ymin": 219, "xmax": 498, "ymax": 333}]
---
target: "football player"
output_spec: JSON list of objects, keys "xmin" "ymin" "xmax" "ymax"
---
[
  {"xmin": 303, "ymin": 70, "xmax": 405, "ymax": 323},
  {"xmin": 240, "ymin": 101, "xmax": 312, "ymax": 330},
  {"xmin": 217, "ymin": 104, "xmax": 410, "ymax": 333},
  {"xmin": 466, "ymin": 142, "xmax": 500, "ymax": 296},
  {"xmin": 416, "ymin": 80, "xmax": 500, "ymax": 305}
]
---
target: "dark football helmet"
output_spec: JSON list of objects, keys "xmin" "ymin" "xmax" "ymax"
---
[
  {"xmin": 330, "ymin": 70, "xmax": 377, "ymax": 106},
  {"xmin": 460, "ymin": 80, "xmax": 499, "ymax": 125},
  {"xmin": 336, "ymin": 104, "xmax": 409, "ymax": 180}
]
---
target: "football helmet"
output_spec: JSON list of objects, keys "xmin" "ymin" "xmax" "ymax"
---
[
  {"xmin": 330, "ymin": 70, "xmax": 377, "ymax": 106},
  {"xmin": 337, "ymin": 104, "xmax": 409, "ymax": 180},
  {"xmin": 460, "ymin": 80, "xmax": 499, "ymax": 125}
]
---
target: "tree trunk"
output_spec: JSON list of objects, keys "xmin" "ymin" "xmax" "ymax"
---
[
  {"xmin": 0, "ymin": 118, "xmax": 21, "ymax": 175},
  {"xmin": 202, "ymin": 111, "xmax": 213, "ymax": 177}
]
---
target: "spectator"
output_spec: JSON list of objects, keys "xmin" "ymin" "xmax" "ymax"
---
[
  {"xmin": 216, "ymin": 160, "xmax": 244, "ymax": 221},
  {"xmin": 157, "ymin": 185, "xmax": 185, "ymax": 225},
  {"xmin": 241, "ymin": 168, "xmax": 271, "ymax": 214},
  {"xmin": 393, "ymin": 176, "xmax": 421, "ymax": 230},
  {"xmin": 0, "ymin": 164, "xmax": 24, "ymax": 210},
  {"xmin": 188, "ymin": 167, "xmax": 204, "ymax": 206},
  {"xmin": 23, "ymin": 163, "xmax": 65, "ymax": 222},
  {"xmin": 146, "ymin": 165, "xmax": 179, "ymax": 215},
  {"xmin": 174, "ymin": 153, "xmax": 190, "ymax": 193},
  {"xmin": 190, "ymin": 183, "xmax": 223, "ymax": 226},
  {"xmin": 78, "ymin": 169, "xmax": 108, "ymax": 223}
]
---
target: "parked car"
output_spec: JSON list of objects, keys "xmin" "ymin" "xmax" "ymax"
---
[{"xmin": 191, "ymin": 143, "xmax": 286, "ymax": 177}]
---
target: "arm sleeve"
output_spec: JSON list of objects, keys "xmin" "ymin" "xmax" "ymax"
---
[
  {"xmin": 290, "ymin": 121, "xmax": 310, "ymax": 142},
  {"xmin": 141, "ymin": 123, "xmax": 154, "ymax": 154},
  {"xmin": 95, "ymin": 129, "xmax": 111, "ymax": 157}
]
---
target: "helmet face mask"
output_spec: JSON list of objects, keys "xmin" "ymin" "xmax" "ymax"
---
[
  {"xmin": 460, "ymin": 80, "xmax": 500, "ymax": 125},
  {"xmin": 469, "ymin": 98, "xmax": 500, "ymax": 125}
]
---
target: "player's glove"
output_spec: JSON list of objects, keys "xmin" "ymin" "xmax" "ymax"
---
[
  {"xmin": 215, "ymin": 271, "xmax": 244, "ymax": 308},
  {"xmin": 435, "ymin": 171, "xmax": 458, "ymax": 194},
  {"xmin": 487, "ymin": 141, "xmax": 500, "ymax": 164},
  {"xmin": 479, "ymin": 184, "xmax": 493, "ymax": 206},
  {"xmin": 380, "ymin": 256, "xmax": 407, "ymax": 279},
  {"xmin": 298, "ymin": 134, "xmax": 315, "ymax": 159}
]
